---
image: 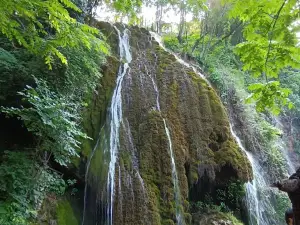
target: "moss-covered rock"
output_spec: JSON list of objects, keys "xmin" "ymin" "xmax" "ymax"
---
[
  {"xmin": 36, "ymin": 196, "xmax": 79, "ymax": 225},
  {"xmin": 56, "ymin": 199, "xmax": 79, "ymax": 225},
  {"xmin": 192, "ymin": 211, "xmax": 243, "ymax": 225},
  {"xmin": 79, "ymin": 22, "xmax": 252, "ymax": 225}
]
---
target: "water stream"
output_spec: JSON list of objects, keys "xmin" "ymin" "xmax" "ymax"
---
[
  {"xmin": 163, "ymin": 119, "xmax": 185, "ymax": 225},
  {"xmin": 230, "ymin": 124, "xmax": 292, "ymax": 225},
  {"xmin": 273, "ymin": 117, "xmax": 296, "ymax": 175},
  {"xmin": 106, "ymin": 27, "xmax": 132, "ymax": 225},
  {"xmin": 82, "ymin": 126, "xmax": 105, "ymax": 225},
  {"xmin": 151, "ymin": 30, "xmax": 293, "ymax": 225},
  {"xmin": 230, "ymin": 126, "xmax": 270, "ymax": 225},
  {"xmin": 143, "ymin": 39, "xmax": 184, "ymax": 223}
]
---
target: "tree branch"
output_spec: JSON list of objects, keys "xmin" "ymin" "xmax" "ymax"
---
[
  {"xmin": 209, "ymin": 20, "xmax": 243, "ymax": 50},
  {"xmin": 264, "ymin": 0, "xmax": 287, "ymax": 81}
]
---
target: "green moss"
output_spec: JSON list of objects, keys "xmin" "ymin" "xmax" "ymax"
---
[
  {"xmin": 119, "ymin": 151, "xmax": 132, "ymax": 171},
  {"xmin": 79, "ymin": 56, "xmax": 119, "ymax": 160},
  {"xmin": 162, "ymin": 219, "xmax": 175, "ymax": 225},
  {"xmin": 56, "ymin": 200, "xmax": 78, "ymax": 225},
  {"xmin": 184, "ymin": 213, "xmax": 192, "ymax": 224},
  {"xmin": 214, "ymin": 139, "xmax": 252, "ymax": 181},
  {"xmin": 73, "ymin": 24, "xmax": 252, "ymax": 224},
  {"xmin": 170, "ymin": 81, "xmax": 179, "ymax": 108},
  {"xmin": 192, "ymin": 210, "xmax": 243, "ymax": 225}
]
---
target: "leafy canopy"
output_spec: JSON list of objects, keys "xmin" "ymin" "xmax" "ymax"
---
[
  {"xmin": 227, "ymin": 0, "xmax": 300, "ymax": 114},
  {"xmin": 0, "ymin": 0, "xmax": 108, "ymax": 68}
]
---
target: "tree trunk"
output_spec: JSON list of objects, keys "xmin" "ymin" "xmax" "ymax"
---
[
  {"xmin": 155, "ymin": 3, "xmax": 163, "ymax": 34},
  {"xmin": 177, "ymin": 3, "xmax": 186, "ymax": 43}
]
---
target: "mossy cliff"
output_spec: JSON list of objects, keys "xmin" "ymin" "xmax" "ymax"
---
[
  {"xmin": 81, "ymin": 22, "xmax": 252, "ymax": 225},
  {"xmin": 35, "ymin": 196, "xmax": 79, "ymax": 225}
]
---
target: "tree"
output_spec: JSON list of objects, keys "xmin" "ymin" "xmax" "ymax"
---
[
  {"xmin": 175, "ymin": 0, "xmax": 207, "ymax": 43},
  {"xmin": 227, "ymin": 0, "xmax": 300, "ymax": 114},
  {"xmin": 191, "ymin": 0, "xmax": 243, "ymax": 59},
  {"xmin": 0, "ymin": 0, "xmax": 108, "ymax": 68}
]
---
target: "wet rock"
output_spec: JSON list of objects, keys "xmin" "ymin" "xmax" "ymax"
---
[{"xmin": 81, "ymin": 22, "xmax": 252, "ymax": 225}]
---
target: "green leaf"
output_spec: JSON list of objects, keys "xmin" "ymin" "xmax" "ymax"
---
[{"xmin": 248, "ymin": 83, "xmax": 264, "ymax": 91}]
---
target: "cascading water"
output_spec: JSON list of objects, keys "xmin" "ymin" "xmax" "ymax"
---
[
  {"xmin": 150, "ymin": 31, "xmax": 293, "ymax": 225},
  {"xmin": 230, "ymin": 125, "xmax": 292, "ymax": 225},
  {"xmin": 107, "ymin": 26, "xmax": 132, "ymax": 225},
  {"xmin": 142, "ymin": 42, "xmax": 184, "ymax": 224},
  {"xmin": 273, "ymin": 117, "xmax": 296, "ymax": 175},
  {"xmin": 82, "ymin": 126, "xmax": 105, "ymax": 225},
  {"xmin": 163, "ymin": 119, "xmax": 185, "ymax": 225},
  {"xmin": 150, "ymin": 31, "xmax": 209, "ymax": 82},
  {"xmin": 230, "ymin": 126, "xmax": 270, "ymax": 225}
]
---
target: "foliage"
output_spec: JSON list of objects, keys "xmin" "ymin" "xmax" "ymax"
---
[
  {"xmin": 190, "ymin": 180, "xmax": 246, "ymax": 215},
  {"xmin": 0, "ymin": 47, "xmax": 30, "ymax": 106},
  {"xmin": 227, "ymin": 0, "xmax": 300, "ymax": 113},
  {"xmin": 0, "ymin": 151, "xmax": 66, "ymax": 225},
  {"xmin": 279, "ymin": 69, "xmax": 300, "ymax": 155},
  {"xmin": 1, "ymin": 78, "xmax": 89, "ymax": 166},
  {"xmin": 272, "ymin": 191, "xmax": 291, "ymax": 223},
  {"xmin": 215, "ymin": 180, "xmax": 245, "ymax": 211},
  {"xmin": 246, "ymin": 81, "xmax": 293, "ymax": 115},
  {"xmin": 163, "ymin": 33, "xmax": 200, "ymax": 55},
  {"xmin": 190, "ymin": 197, "xmax": 229, "ymax": 213},
  {"xmin": 0, "ymin": 1, "xmax": 105, "ymax": 221},
  {"xmin": 0, "ymin": 0, "xmax": 108, "ymax": 68}
]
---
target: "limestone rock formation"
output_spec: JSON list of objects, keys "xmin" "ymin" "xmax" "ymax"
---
[{"xmin": 80, "ymin": 22, "xmax": 252, "ymax": 225}]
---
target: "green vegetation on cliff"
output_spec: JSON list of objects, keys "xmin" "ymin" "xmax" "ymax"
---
[
  {"xmin": 1, "ymin": 0, "xmax": 299, "ymax": 224},
  {"xmin": 0, "ymin": 1, "xmax": 108, "ymax": 224},
  {"xmin": 56, "ymin": 200, "xmax": 78, "ymax": 225}
]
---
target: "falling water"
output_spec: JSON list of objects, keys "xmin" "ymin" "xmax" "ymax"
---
[
  {"xmin": 273, "ymin": 117, "xmax": 296, "ymax": 175},
  {"xmin": 142, "ymin": 35, "xmax": 184, "ymax": 223},
  {"xmin": 150, "ymin": 75, "xmax": 161, "ymax": 111},
  {"xmin": 163, "ymin": 119, "xmax": 185, "ymax": 225},
  {"xmin": 150, "ymin": 31, "xmax": 209, "ymax": 82},
  {"xmin": 230, "ymin": 125, "xmax": 292, "ymax": 225},
  {"xmin": 106, "ymin": 27, "xmax": 132, "ymax": 225},
  {"xmin": 82, "ymin": 126, "xmax": 105, "ymax": 225},
  {"xmin": 230, "ymin": 126, "xmax": 268, "ymax": 225},
  {"xmin": 150, "ymin": 31, "xmax": 293, "ymax": 225}
]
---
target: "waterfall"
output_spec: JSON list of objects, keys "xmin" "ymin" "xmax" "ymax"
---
[
  {"xmin": 150, "ymin": 31, "xmax": 293, "ymax": 225},
  {"xmin": 143, "ymin": 40, "xmax": 184, "ymax": 223},
  {"xmin": 163, "ymin": 119, "xmax": 185, "ymax": 225},
  {"xmin": 149, "ymin": 64, "xmax": 185, "ymax": 224},
  {"xmin": 82, "ymin": 126, "xmax": 105, "ymax": 225},
  {"xmin": 150, "ymin": 31, "xmax": 208, "ymax": 82},
  {"xmin": 273, "ymin": 117, "xmax": 296, "ymax": 175},
  {"xmin": 230, "ymin": 125, "xmax": 293, "ymax": 225},
  {"xmin": 230, "ymin": 126, "xmax": 269, "ymax": 225},
  {"xmin": 106, "ymin": 27, "xmax": 132, "ymax": 225}
]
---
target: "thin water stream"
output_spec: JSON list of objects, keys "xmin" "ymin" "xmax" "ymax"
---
[
  {"xmin": 82, "ymin": 126, "xmax": 105, "ymax": 225},
  {"xmin": 106, "ymin": 27, "xmax": 132, "ymax": 225},
  {"xmin": 143, "ymin": 37, "xmax": 184, "ymax": 223},
  {"xmin": 151, "ymin": 31, "xmax": 291, "ymax": 225},
  {"xmin": 163, "ymin": 119, "xmax": 185, "ymax": 225}
]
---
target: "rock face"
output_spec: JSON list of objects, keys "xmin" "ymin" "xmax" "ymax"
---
[
  {"xmin": 193, "ymin": 211, "xmax": 243, "ymax": 225},
  {"xmin": 80, "ymin": 22, "xmax": 252, "ymax": 225}
]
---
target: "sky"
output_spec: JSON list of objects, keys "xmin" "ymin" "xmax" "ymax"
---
[{"xmin": 95, "ymin": 5, "xmax": 194, "ymax": 27}]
